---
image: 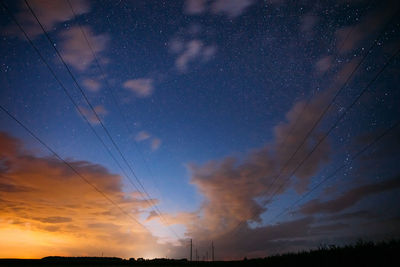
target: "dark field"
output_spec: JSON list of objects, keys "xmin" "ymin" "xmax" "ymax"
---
[{"xmin": 1, "ymin": 240, "xmax": 399, "ymax": 267}]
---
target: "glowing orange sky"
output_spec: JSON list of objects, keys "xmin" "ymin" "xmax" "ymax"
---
[{"xmin": 0, "ymin": 132, "xmax": 177, "ymax": 259}]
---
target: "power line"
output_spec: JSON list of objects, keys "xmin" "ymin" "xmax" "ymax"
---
[
  {"xmin": 0, "ymin": 0, "xmax": 144, "ymax": 211},
  {"xmin": 22, "ymin": 0, "xmax": 180, "ymax": 239},
  {"xmin": 0, "ymin": 0, "xmax": 134, "ymax": 195},
  {"xmin": 65, "ymin": 0, "xmax": 179, "ymax": 239},
  {"xmin": 233, "ymin": 43, "xmax": 399, "ymax": 235},
  {"xmin": 22, "ymin": 0, "xmax": 143, "ymax": 200},
  {"xmin": 231, "ymin": 9, "xmax": 399, "ymax": 234},
  {"xmin": 0, "ymin": 104, "xmax": 151, "ymax": 232},
  {"xmin": 271, "ymin": 119, "xmax": 400, "ymax": 223},
  {"xmin": 276, "ymin": 0, "xmax": 375, "ymax": 161},
  {"xmin": 267, "ymin": 45, "xmax": 399, "ymax": 204},
  {"xmin": 265, "ymin": 8, "xmax": 399, "ymax": 201},
  {"xmin": 0, "ymin": 0, "xmax": 179, "ymax": 240}
]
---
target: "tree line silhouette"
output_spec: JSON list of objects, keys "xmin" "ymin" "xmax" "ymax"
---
[{"xmin": 0, "ymin": 239, "xmax": 399, "ymax": 266}]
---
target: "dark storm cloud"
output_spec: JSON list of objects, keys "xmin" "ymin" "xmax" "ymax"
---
[{"xmin": 300, "ymin": 176, "xmax": 400, "ymax": 215}]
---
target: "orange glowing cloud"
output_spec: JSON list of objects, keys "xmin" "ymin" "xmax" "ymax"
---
[{"xmin": 0, "ymin": 132, "xmax": 175, "ymax": 259}]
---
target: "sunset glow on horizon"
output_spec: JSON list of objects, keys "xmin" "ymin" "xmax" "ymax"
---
[{"xmin": 0, "ymin": 0, "xmax": 399, "ymax": 260}]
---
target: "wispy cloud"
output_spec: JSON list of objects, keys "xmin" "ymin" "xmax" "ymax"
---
[
  {"xmin": 335, "ymin": 2, "xmax": 399, "ymax": 54},
  {"xmin": 4, "ymin": 0, "xmax": 90, "ymax": 39},
  {"xmin": 300, "ymin": 13, "xmax": 318, "ymax": 34},
  {"xmin": 82, "ymin": 78, "xmax": 101, "ymax": 92},
  {"xmin": 183, "ymin": 0, "xmax": 255, "ymax": 18},
  {"xmin": 169, "ymin": 38, "xmax": 185, "ymax": 53},
  {"xmin": 134, "ymin": 131, "xmax": 162, "ymax": 151},
  {"xmin": 300, "ymin": 176, "xmax": 400, "ymax": 215},
  {"xmin": 135, "ymin": 131, "xmax": 151, "ymax": 142},
  {"xmin": 78, "ymin": 105, "xmax": 107, "ymax": 124},
  {"xmin": 151, "ymin": 138, "xmax": 162, "ymax": 151},
  {"xmin": 175, "ymin": 40, "xmax": 203, "ymax": 72},
  {"xmin": 184, "ymin": 0, "xmax": 207, "ymax": 15},
  {"xmin": 59, "ymin": 26, "xmax": 109, "ymax": 71},
  {"xmin": 174, "ymin": 40, "xmax": 217, "ymax": 72},
  {"xmin": 123, "ymin": 78, "xmax": 154, "ymax": 98},
  {"xmin": 211, "ymin": 0, "xmax": 254, "ymax": 18},
  {"xmin": 315, "ymin": 55, "xmax": 333, "ymax": 74}
]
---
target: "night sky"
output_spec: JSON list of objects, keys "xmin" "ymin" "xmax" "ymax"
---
[{"xmin": 0, "ymin": 0, "xmax": 400, "ymax": 260}]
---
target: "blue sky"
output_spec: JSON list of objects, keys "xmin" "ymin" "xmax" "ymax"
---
[{"xmin": 0, "ymin": 0, "xmax": 399, "ymax": 260}]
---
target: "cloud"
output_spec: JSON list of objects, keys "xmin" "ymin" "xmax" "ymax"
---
[
  {"xmin": 169, "ymin": 38, "xmax": 185, "ymax": 53},
  {"xmin": 135, "ymin": 131, "xmax": 151, "ymax": 142},
  {"xmin": 273, "ymin": 95, "xmax": 331, "ymax": 193},
  {"xmin": 145, "ymin": 73, "xmax": 365, "ymax": 257},
  {"xmin": 211, "ymin": 0, "xmax": 254, "ymax": 18},
  {"xmin": 151, "ymin": 138, "xmax": 162, "ymax": 151},
  {"xmin": 315, "ymin": 55, "xmax": 333, "ymax": 74},
  {"xmin": 33, "ymin": 216, "xmax": 73, "ymax": 224},
  {"xmin": 133, "ymin": 131, "xmax": 161, "ymax": 151},
  {"xmin": 3, "ymin": 0, "xmax": 90, "ymax": 39},
  {"xmin": 159, "ymin": 91, "xmax": 333, "ymax": 241},
  {"xmin": 300, "ymin": 176, "xmax": 400, "ymax": 215},
  {"xmin": 332, "ymin": 57, "xmax": 360, "ymax": 85},
  {"xmin": 160, "ymin": 216, "xmax": 316, "ymax": 259},
  {"xmin": 78, "ymin": 105, "xmax": 107, "ymax": 124},
  {"xmin": 123, "ymin": 78, "xmax": 154, "ymax": 98},
  {"xmin": 149, "ymin": 45, "xmax": 387, "ymax": 255},
  {"xmin": 175, "ymin": 40, "xmax": 217, "ymax": 72},
  {"xmin": 202, "ymin": 45, "xmax": 218, "ymax": 62},
  {"xmin": 0, "ymin": 132, "xmax": 169, "ymax": 259},
  {"xmin": 320, "ymin": 210, "xmax": 376, "ymax": 222},
  {"xmin": 146, "ymin": 210, "xmax": 199, "ymax": 226},
  {"xmin": 335, "ymin": 1, "xmax": 399, "ymax": 54},
  {"xmin": 300, "ymin": 13, "xmax": 318, "ymax": 33},
  {"xmin": 354, "ymin": 126, "xmax": 400, "ymax": 162},
  {"xmin": 184, "ymin": 0, "xmax": 208, "ymax": 15},
  {"xmin": 0, "ymin": 181, "xmax": 32, "ymax": 192},
  {"xmin": 59, "ymin": 26, "xmax": 109, "ymax": 71},
  {"xmin": 175, "ymin": 40, "xmax": 203, "ymax": 72},
  {"xmin": 82, "ymin": 78, "xmax": 101, "ymax": 92},
  {"xmin": 183, "ymin": 0, "xmax": 254, "ymax": 18}
]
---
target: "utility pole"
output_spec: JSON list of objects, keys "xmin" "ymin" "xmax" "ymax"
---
[
  {"xmin": 212, "ymin": 241, "xmax": 214, "ymax": 261},
  {"xmin": 190, "ymin": 239, "xmax": 192, "ymax": 261}
]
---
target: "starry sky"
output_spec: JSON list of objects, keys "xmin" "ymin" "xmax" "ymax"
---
[{"xmin": 0, "ymin": 0, "xmax": 400, "ymax": 260}]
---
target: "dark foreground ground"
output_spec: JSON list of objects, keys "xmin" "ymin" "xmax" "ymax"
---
[{"xmin": 1, "ymin": 240, "xmax": 399, "ymax": 266}]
